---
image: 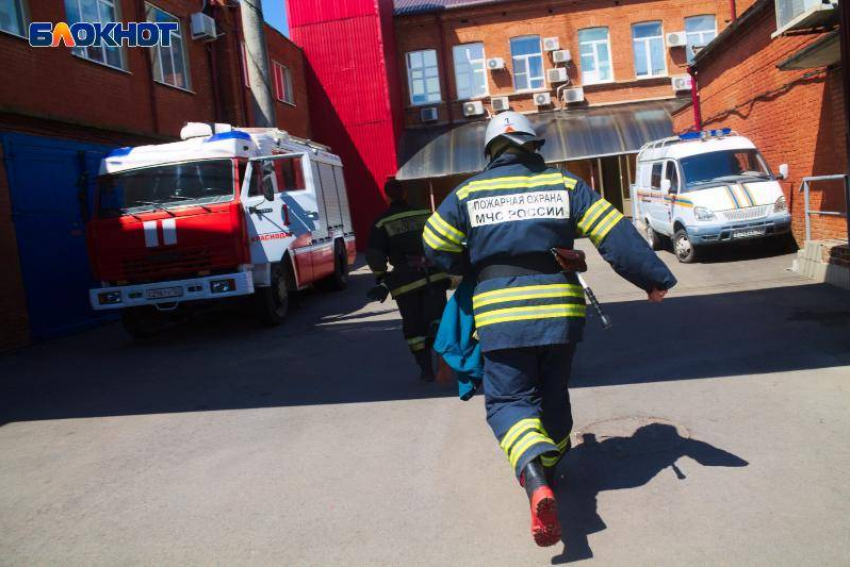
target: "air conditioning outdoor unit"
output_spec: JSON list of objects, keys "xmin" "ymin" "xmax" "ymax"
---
[
  {"xmin": 543, "ymin": 37, "xmax": 560, "ymax": 52},
  {"xmin": 534, "ymin": 92, "xmax": 552, "ymax": 107},
  {"xmin": 666, "ymin": 31, "xmax": 687, "ymax": 48},
  {"xmin": 552, "ymin": 49, "xmax": 572, "ymax": 64},
  {"xmin": 420, "ymin": 107, "xmax": 439, "ymax": 123},
  {"xmin": 562, "ymin": 87, "xmax": 585, "ymax": 104},
  {"xmin": 463, "ymin": 100, "xmax": 485, "ymax": 117},
  {"xmin": 672, "ymin": 74, "xmax": 693, "ymax": 92},
  {"xmin": 487, "ymin": 57, "xmax": 506, "ymax": 71},
  {"xmin": 491, "ymin": 97, "xmax": 510, "ymax": 112},
  {"xmin": 190, "ymin": 12, "xmax": 217, "ymax": 41},
  {"xmin": 547, "ymin": 67, "xmax": 568, "ymax": 84},
  {"xmin": 775, "ymin": 0, "xmax": 837, "ymax": 36}
]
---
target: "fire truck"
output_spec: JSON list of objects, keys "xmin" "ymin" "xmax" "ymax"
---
[{"xmin": 87, "ymin": 123, "xmax": 356, "ymax": 338}]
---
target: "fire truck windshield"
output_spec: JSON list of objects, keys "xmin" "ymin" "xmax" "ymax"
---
[{"xmin": 97, "ymin": 159, "xmax": 235, "ymax": 217}]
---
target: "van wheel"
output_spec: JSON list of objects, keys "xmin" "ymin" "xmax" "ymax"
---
[
  {"xmin": 122, "ymin": 306, "xmax": 166, "ymax": 339},
  {"xmin": 674, "ymin": 229, "xmax": 698, "ymax": 263},
  {"xmin": 256, "ymin": 262, "xmax": 294, "ymax": 326},
  {"xmin": 644, "ymin": 220, "xmax": 663, "ymax": 251},
  {"xmin": 328, "ymin": 241, "xmax": 349, "ymax": 290}
]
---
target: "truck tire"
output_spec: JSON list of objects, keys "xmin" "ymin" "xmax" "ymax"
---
[
  {"xmin": 327, "ymin": 240, "xmax": 349, "ymax": 291},
  {"xmin": 644, "ymin": 220, "xmax": 663, "ymax": 251},
  {"xmin": 122, "ymin": 306, "xmax": 166, "ymax": 340},
  {"xmin": 674, "ymin": 228, "xmax": 698, "ymax": 263},
  {"xmin": 256, "ymin": 261, "xmax": 294, "ymax": 326}
]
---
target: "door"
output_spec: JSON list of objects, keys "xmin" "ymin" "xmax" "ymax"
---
[
  {"xmin": 275, "ymin": 155, "xmax": 316, "ymax": 283},
  {"xmin": 648, "ymin": 161, "xmax": 668, "ymax": 229},
  {"xmin": 660, "ymin": 160, "xmax": 680, "ymax": 234},
  {"xmin": 2, "ymin": 133, "xmax": 114, "ymax": 339}
]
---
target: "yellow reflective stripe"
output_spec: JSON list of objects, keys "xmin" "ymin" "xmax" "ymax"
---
[
  {"xmin": 458, "ymin": 173, "xmax": 564, "ymax": 199},
  {"xmin": 578, "ymin": 199, "xmax": 612, "ymax": 233},
  {"xmin": 510, "ymin": 433, "xmax": 554, "ymax": 468},
  {"xmin": 371, "ymin": 269, "xmax": 387, "ymax": 277},
  {"xmin": 473, "ymin": 284, "xmax": 583, "ymax": 305},
  {"xmin": 465, "ymin": 172, "xmax": 563, "ymax": 188},
  {"xmin": 541, "ymin": 454, "xmax": 559, "ymax": 467},
  {"xmin": 563, "ymin": 176, "xmax": 578, "ymax": 190},
  {"xmin": 473, "ymin": 289, "xmax": 585, "ymax": 309},
  {"xmin": 407, "ymin": 337, "xmax": 427, "ymax": 352},
  {"xmin": 500, "ymin": 418, "xmax": 541, "ymax": 451},
  {"xmin": 429, "ymin": 212, "xmax": 466, "ymax": 243},
  {"xmin": 589, "ymin": 209, "xmax": 624, "ymax": 246},
  {"xmin": 407, "ymin": 336, "xmax": 426, "ymax": 345},
  {"xmin": 376, "ymin": 209, "xmax": 431, "ymax": 229},
  {"xmin": 391, "ymin": 272, "xmax": 449, "ymax": 296},
  {"xmin": 476, "ymin": 304, "xmax": 587, "ymax": 328},
  {"xmin": 423, "ymin": 226, "xmax": 463, "ymax": 253}
]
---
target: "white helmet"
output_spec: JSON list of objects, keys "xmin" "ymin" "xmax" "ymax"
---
[{"xmin": 484, "ymin": 111, "xmax": 545, "ymax": 157}]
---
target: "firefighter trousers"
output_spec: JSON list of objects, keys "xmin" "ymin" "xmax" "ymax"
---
[
  {"xmin": 396, "ymin": 284, "xmax": 448, "ymax": 372},
  {"xmin": 483, "ymin": 343, "xmax": 576, "ymax": 477}
]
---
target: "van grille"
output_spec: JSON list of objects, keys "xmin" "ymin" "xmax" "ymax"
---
[{"xmin": 721, "ymin": 205, "xmax": 771, "ymax": 222}]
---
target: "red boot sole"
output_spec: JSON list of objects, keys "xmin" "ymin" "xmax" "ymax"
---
[{"xmin": 530, "ymin": 488, "xmax": 561, "ymax": 547}]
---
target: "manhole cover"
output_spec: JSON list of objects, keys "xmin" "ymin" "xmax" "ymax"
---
[{"xmin": 575, "ymin": 416, "xmax": 689, "ymax": 455}]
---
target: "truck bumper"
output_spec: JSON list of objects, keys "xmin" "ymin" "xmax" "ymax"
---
[
  {"xmin": 90, "ymin": 271, "xmax": 255, "ymax": 311},
  {"xmin": 689, "ymin": 214, "xmax": 792, "ymax": 245}
]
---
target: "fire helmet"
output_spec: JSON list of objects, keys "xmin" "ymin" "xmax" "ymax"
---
[{"xmin": 484, "ymin": 111, "xmax": 545, "ymax": 157}]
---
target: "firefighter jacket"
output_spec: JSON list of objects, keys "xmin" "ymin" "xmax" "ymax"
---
[
  {"xmin": 423, "ymin": 151, "xmax": 677, "ymax": 352},
  {"xmin": 366, "ymin": 201, "xmax": 450, "ymax": 298}
]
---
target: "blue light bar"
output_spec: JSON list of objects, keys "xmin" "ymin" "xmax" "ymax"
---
[{"xmin": 679, "ymin": 128, "xmax": 732, "ymax": 141}]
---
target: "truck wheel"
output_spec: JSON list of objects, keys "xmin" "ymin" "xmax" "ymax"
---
[
  {"xmin": 674, "ymin": 229, "xmax": 698, "ymax": 263},
  {"xmin": 122, "ymin": 306, "xmax": 166, "ymax": 340},
  {"xmin": 644, "ymin": 220, "xmax": 663, "ymax": 251},
  {"xmin": 256, "ymin": 261, "xmax": 294, "ymax": 326},
  {"xmin": 328, "ymin": 241, "xmax": 349, "ymax": 290}
]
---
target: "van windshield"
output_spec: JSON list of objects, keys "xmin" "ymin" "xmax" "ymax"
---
[
  {"xmin": 680, "ymin": 149, "xmax": 772, "ymax": 192},
  {"xmin": 97, "ymin": 160, "xmax": 235, "ymax": 218}
]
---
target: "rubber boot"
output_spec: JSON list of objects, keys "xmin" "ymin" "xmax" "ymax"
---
[
  {"xmin": 519, "ymin": 459, "xmax": 561, "ymax": 547},
  {"xmin": 414, "ymin": 349, "xmax": 435, "ymax": 382}
]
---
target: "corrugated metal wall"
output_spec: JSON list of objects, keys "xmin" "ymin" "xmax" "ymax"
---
[{"xmin": 288, "ymin": 0, "xmax": 403, "ymax": 248}]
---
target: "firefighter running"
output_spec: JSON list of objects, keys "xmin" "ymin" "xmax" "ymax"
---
[
  {"xmin": 367, "ymin": 179, "xmax": 451, "ymax": 382},
  {"xmin": 423, "ymin": 112, "xmax": 677, "ymax": 547}
]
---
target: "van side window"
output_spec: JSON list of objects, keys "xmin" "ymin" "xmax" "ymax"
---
[
  {"xmin": 650, "ymin": 162, "xmax": 663, "ymax": 190},
  {"xmin": 274, "ymin": 157, "xmax": 306, "ymax": 192},
  {"xmin": 665, "ymin": 161, "xmax": 680, "ymax": 192}
]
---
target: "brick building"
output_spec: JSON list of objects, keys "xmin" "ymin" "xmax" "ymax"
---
[
  {"xmin": 0, "ymin": 0, "xmax": 311, "ymax": 349},
  {"xmin": 672, "ymin": 0, "xmax": 848, "ymax": 247}
]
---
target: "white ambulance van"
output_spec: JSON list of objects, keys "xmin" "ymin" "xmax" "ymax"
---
[{"xmin": 631, "ymin": 129, "xmax": 792, "ymax": 263}]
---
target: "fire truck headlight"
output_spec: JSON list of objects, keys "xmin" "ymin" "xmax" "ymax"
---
[
  {"xmin": 774, "ymin": 196, "xmax": 787, "ymax": 213},
  {"xmin": 98, "ymin": 291, "xmax": 123, "ymax": 305},
  {"xmin": 694, "ymin": 206, "xmax": 716, "ymax": 221},
  {"xmin": 210, "ymin": 279, "xmax": 236, "ymax": 294}
]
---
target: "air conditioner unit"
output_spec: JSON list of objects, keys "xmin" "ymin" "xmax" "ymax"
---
[
  {"xmin": 547, "ymin": 67, "xmax": 568, "ymax": 84},
  {"xmin": 420, "ymin": 107, "xmax": 439, "ymax": 123},
  {"xmin": 491, "ymin": 97, "xmax": 510, "ymax": 112},
  {"xmin": 534, "ymin": 92, "xmax": 552, "ymax": 107},
  {"xmin": 463, "ymin": 100, "xmax": 485, "ymax": 117},
  {"xmin": 543, "ymin": 37, "xmax": 560, "ymax": 52},
  {"xmin": 562, "ymin": 87, "xmax": 585, "ymax": 104},
  {"xmin": 487, "ymin": 57, "xmax": 506, "ymax": 71},
  {"xmin": 552, "ymin": 49, "xmax": 572, "ymax": 64},
  {"xmin": 672, "ymin": 74, "xmax": 693, "ymax": 92},
  {"xmin": 190, "ymin": 12, "xmax": 217, "ymax": 41},
  {"xmin": 666, "ymin": 31, "xmax": 687, "ymax": 48},
  {"xmin": 775, "ymin": 0, "xmax": 837, "ymax": 35}
]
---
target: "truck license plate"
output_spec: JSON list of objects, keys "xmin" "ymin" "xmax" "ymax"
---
[
  {"xmin": 733, "ymin": 228, "xmax": 766, "ymax": 239},
  {"xmin": 146, "ymin": 286, "xmax": 183, "ymax": 300}
]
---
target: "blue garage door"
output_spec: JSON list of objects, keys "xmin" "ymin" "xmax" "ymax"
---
[{"xmin": 2, "ymin": 133, "xmax": 115, "ymax": 340}]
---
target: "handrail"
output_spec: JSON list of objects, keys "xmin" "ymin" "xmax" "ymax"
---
[{"xmin": 798, "ymin": 174, "xmax": 849, "ymax": 242}]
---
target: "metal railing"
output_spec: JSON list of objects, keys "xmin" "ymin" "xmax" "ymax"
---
[{"xmin": 799, "ymin": 174, "xmax": 850, "ymax": 242}]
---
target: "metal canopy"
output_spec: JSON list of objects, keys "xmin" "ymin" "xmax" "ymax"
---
[
  {"xmin": 395, "ymin": 100, "xmax": 682, "ymax": 181},
  {"xmin": 777, "ymin": 32, "xmax": 841, "ymax": 71}
]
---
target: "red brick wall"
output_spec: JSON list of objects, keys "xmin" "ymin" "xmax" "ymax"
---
[
  {"xmin": 394, "ymin": 0, "xmax": 736, "ymax": 128},
  {"xmin": 672, "ymin": 5, "xmax": 848, "ymax": 243},
  {"xmin": 265, "ymin": 24, "xmax": 312, "ymax": 138}
]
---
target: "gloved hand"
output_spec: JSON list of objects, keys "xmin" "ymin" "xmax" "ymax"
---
[{"xmin": 550, "ymin": 248, "xmax": 588, "ymax": 273}]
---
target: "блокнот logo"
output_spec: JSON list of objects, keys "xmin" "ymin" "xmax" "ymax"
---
[{"xmin": 29, "ymin": 21, "xmax": 178, "ymax": 48}]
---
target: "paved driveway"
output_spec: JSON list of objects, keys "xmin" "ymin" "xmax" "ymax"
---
[{"xmin": 1, "ymin": 241, "xmax": 848, "ymax": 566}]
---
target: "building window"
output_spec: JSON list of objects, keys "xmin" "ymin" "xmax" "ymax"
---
[
  {"xmin": 64, "ymin": 0, "xmax": 125, "ymax": 69},
  {"xmin": 632, "ymin": 21, "xmax": 666, "ymax": 78},
  {"xmin": 453, "ymin": 43, "xmax": 487, "ymax": 100},
  {"xmin": 685, "ymin": 15, "xmax": 717, "ymax": 63},
  {"xmin": 406, "ymin": 49, "xmax": 441, "ymax": 106},
  {"xmin": 273, "ymin": 62, "xmax": 295, "ymax": 105},
  {"xmin": 510, "ymin": 35, "xmax": 545, "ymax": 91},
  {"xmin": 146, "ymin": 4, "xmax": 190, "ymax": 89},
  {"xmin": 578, "ymin": 27, "xmax": 612, "ymax": 85},
  {"xmin": 0, "ymin": 0, "xmax": 27, "ymax": 37}
]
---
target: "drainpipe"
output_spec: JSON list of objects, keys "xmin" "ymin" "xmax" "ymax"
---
[
  {"xmin": 839, "ymin": 0, "xmax": 850, "ymax": 246},
  {"xmin": 436, "ymin": 15, "xmax": 455, "ymax": 124},
  {"xmin": 730, "ymin": 0, "xmax": 737, "ymax": 22},
  {"xmin": 689, "ymin": 66, "xmax": 702, "ymax": 131}
]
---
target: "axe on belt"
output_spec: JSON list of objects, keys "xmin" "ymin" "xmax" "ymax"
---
[{"xmin": 550, "ymin": 248, "xmax": 612, "ymax": 330}]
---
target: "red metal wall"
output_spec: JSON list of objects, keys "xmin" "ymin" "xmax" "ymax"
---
[{"xmin": 288, "ymin": 0, "xmax": 403, "ymax": 248}]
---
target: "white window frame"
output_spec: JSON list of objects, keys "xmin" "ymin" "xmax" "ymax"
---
[
  {"xmin": 146, "ymin": 3, "xmax": 191, "ymax": 91},
  {"xmin": 66, "ymin": 0, "xmax": 126, "ymax": 70},
  {"xmin": 578, "ymin": 27, "xmax": 614, "ymax": 85},
  {"xmin": 685, "ymin": 15, "xmax": 717, "ymax": 63},
  {"xmin": 452, "ymin": 42, "xmax": 488, "ymax": 101},
  {"xmin": 510, "ymin": 35, "xmax": 546, "ymax": 92},
  {"xmin": 0, "ymin": 0, "xmax": 29, "ymax": 38},
  {"xmin": 273, "ymin": 61, "xmax": 295, "ymax": 106},
  {"xmin": 406, "ymin": 49, "xmax": 442, "ymax": 106},
  {"xmin": 632, "ymin": 21, "xmax": 668, "ymax": 79}
]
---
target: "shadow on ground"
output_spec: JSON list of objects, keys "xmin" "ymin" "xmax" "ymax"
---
[{"xmin": 551, "ymin": 424, "xmax": 749, "ymax": 563}]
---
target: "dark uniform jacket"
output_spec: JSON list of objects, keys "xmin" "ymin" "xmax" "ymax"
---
[
  {"xmin": 366, "ymin": 201, "xmax": 449, "ymax": 298},
  {"xmin": 423, "ymin": 151, "xmax": 677, "ymax": 352}
]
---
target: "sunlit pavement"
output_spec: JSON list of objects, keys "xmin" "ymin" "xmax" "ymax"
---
[{"xmin": 1, "ymin": 240, "xmax": 849, "ymax": 566}]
